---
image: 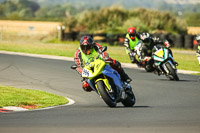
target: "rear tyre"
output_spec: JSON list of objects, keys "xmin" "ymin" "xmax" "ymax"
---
[
  {"xmin": 121, "ymin": 87, "xmax": 136, "ymax": 107},
  {"xmin": 96, "ymin": 80, "xmax": 117, "ymax": 107},
  {"xmin": 145, "ymin": 59, "xmax": 155, "ymax": 72},
  {"xmin": 166, "ymin": 62, "xmax": 179, "ymax": 81},
  {"xmin": 145, "ymin": 64, "xmax": 155, "ymax": 72}
]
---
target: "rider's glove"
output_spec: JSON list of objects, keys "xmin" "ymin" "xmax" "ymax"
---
[
  {"xmin": 82, "ymin": 80, "xmax": 93, "ymax": 92},
  {"xmin": 103, "ymin": 57, "xmax": 113, "ymax": 63},
  {"xmin": 164, "ymin": 40, "xmax": 171, "ymax": 48}
]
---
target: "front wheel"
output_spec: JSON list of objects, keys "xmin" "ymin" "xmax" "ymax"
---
[
  {"xmin": 96, "ymin": 80, "xmax": 117, "ymax": 107},
  {"xmin": 166, "ymin": 62, "xmax": 179, "ymax": 81}
]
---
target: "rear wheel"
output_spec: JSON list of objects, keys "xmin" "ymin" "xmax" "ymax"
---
[
  {"xmin": 121, "ymin": 87, "xmax": 136, "ymax": 107},
  {"xmin": 96, "ymin": 80, "xmax": 117, "ymax": 107},
  {"xmin": 166, "ymin": 62, "xmax": 179, "ymax": 81},
  {"xmin": 144, "ymin": 59, "xmax": 155, "ymax": 72},
  {"xmin": 145, "ymin": 64, "xmax": 154, "ymax": 72}
]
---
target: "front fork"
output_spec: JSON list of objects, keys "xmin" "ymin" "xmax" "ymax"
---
[
  {"xmin": 162, "ymin": 59, "xmax": 176, "ymax": 75},
  {"xmin": 87, "ymin": 79, "xmax": 98, "ymax": 94},
  {"xmin": 87, "ymin": 77, "xmax": 113, "ymax": 96}
]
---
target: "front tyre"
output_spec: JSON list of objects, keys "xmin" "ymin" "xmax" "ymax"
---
[
  {"xmin": 166, "ymin": 62, "xmax": 179, "ymax": 81},
  {"xmin": 96, "ymin": 80, "xmax": 117, "ymax": 107}
]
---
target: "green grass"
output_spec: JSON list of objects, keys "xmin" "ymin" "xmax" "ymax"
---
[
  {"xmin": 173, "ymin": 53, "xmax": 199, "ymax": 72},
  {"xmin": 0, "ymin": 41, "xmax": 199, "ymax": 72},
  {"xmin": 0, "ymin": 41, "xmax": 199, "ymax": 108},
  {"xmin": 0, "ymin": 86, "xmax": 68, "ymax": 109},
  {"xmin": 0, "ymin": 41, "xmax": 78, "ymax": 57}
]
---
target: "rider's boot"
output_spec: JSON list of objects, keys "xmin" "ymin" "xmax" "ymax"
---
[
  {"xmin": 129, "ymin": 52, "xmax": 136, "ymax": 63},
  {"xmin": 119, "ymin": 68, "xmax": 132, "ymax": 83},
  {"xmin": 109, "ymin": 60, "xmax": 132, "ymax": 83},
  {"xmin": 174, "ymin": 61, "xmax": 178, "ymax": 66}
]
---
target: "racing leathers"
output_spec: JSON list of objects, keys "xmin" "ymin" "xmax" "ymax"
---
[
  {"xmin": 124, "ymin": 32, "xmax": 142, "ymax": 63},
  {"xmin": 74, "ymin": 43, "xmax": 132, "ymax": 92}
]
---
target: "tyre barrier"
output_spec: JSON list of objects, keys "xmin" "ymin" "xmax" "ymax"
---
[
  {"xmin": 63, "ymin": 32, "xmax": 79, "ymax": 41},
  {"xmin": 106, "ymin": 34, "xmax": 118, "ymax": 46},
  {"xmin": 93, "ymin": 33, "xmax": 107, "ymax": 43},
  {"xmin": 174, "ymin": 35, "xmax": 184, "ymax": 48},
  {"xmin": 117, "ymin": 34, "xmax": 126, "ymax": 46},
  {"xmin": 60, "ymin": 32, "xmax": 197, "ymax": 49},
  {"xmin": 184, "ymin": 35, "xmax": 194, "ymax": 49}
]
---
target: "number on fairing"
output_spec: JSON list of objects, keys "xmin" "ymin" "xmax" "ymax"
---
[{"xmin": 82, "ymin": 69, "xmax": 90, "ymax": 77}]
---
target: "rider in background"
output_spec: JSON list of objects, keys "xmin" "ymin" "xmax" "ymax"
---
[
  {"xmin": 145, "ymin": 33, "xmax": 178, "ymax": 75},
  {"xmin": 124, "ymin": 27, "xmax": 142, "ymax": 63},
  {"xmin": 194, "ymin": 34, "xmax": 200, "ymax": 65},
  {"xmin": 139, "ymin": 33, "xmax": 173, "ymax": 60},
  {"xmin": 74, "ymin": 35, "xmax": 132, "ymax": 92}
]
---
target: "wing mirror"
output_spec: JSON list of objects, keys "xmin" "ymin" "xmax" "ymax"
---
[
  {"xmin": 101, "ymin": 46, "xmax": 107, "ymax": 53},
  {"xmin": 96, "ymin": 46, "xmax": 107, "ymax": 59}
]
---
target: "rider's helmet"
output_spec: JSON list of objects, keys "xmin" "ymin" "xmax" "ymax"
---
[
  {"xmin": 80, "ymin": 36, "xmax": 94, "ymax": 55},
  {"xmin": 195, "ymin": 34, "xmax": 200, "ymax": 45},
  {"xmin": 141, "ymin": 33, "xmax": 152, "ymax": 45},
  {"xmin": 127, "ymin": 27, "xmax": 136, "ymax": 40}
]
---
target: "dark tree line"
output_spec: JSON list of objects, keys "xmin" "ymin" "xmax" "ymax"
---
[{"xmin": 0, "ymin": 0, "xmax": 79, "ymax": 20}]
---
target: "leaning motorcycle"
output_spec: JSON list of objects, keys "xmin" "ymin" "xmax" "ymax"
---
[
  {"xmin": 152, "ymin": 45, "xmax": 179, "ymax": 81},
  {"xmin": 71, "ymin": 46, "xmax": 136, "ymax": 107},
  {"xmin": 133, "ymin": 40, "xmax": 155, "ymax": 72}
]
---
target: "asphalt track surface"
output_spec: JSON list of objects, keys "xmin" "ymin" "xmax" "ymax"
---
[{"xmin": 0, "ymin": 53, "xmax": 200, "ymax": 133}]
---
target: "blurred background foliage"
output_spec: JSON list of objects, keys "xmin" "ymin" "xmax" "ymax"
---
[
  {"xmin": 0, "ymin": 0, "xmax": 199, "ymax": 34},
  {"xmin": 64, "ymin": 6, "xmax": 187, "ymax": 34}
]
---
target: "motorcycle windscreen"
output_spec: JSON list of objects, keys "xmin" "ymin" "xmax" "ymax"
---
[
  {"xmin": 153, "ymin": 49, "xmax": 165, "ymax": 62},
  {"xmin": 155, "ymin": 49, "xmax": 164, "ymax": 58}
]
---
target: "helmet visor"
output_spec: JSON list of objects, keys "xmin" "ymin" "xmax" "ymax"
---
[
  {"xmin": 129, "ymin": 33, "xmax": 136, "ymax": 40},
  {"xmin": 81, "ymin": 45, "xmax": 93, "ymax": 55}
]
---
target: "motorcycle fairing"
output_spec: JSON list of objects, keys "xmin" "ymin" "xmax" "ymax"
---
[
  {"xmin": 102, "ymin": 65, "xmax": 123, "ymax": 90},
  {"xmin": 153, "ymin": 48, "xmax": 169, "ymax": 65},
  {"xmin": 87, "ymin": 65, "xmax": 123, "ymax": 96},
  {"xmin": 82, "ymin": 59, "xmax": 106, "ymax": 79}
]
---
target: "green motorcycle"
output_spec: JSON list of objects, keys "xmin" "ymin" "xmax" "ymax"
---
[{"xmin": 152, "ymin": 45, "xmax": 179, "ymax": 81}]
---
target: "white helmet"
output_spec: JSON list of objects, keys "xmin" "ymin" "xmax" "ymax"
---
[
  {"xmin": 141, "ymin": 33, "xmax": 151, "ymax": 44},
  {"xmin": 196, "ymin": 34, "xmax": 200, "ymax": 44}
]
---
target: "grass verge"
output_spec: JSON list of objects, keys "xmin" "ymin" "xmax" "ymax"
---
[
  {"xmin": 0, "ymin": 40, "xmax": 199, "ymax": 72},
  {"xmin": 0, "ymin": 86, "xmax": 68, "ymax": 109}
]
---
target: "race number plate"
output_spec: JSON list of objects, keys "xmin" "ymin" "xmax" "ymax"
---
[{"xmin": 82, "ymin": 68, "xmax": 92, "ymax": 77}]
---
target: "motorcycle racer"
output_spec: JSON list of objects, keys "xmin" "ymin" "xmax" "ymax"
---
[
  {"xmin": 195, "ymin": 34, "xmax": 200, "ymax": 65},
  {"xmin": 124, "ymin": 27, "xmax": 142, "ymax": 63},
  {"xmin": 74, "ymin": 35, "xmax": 132, "ymax": 92},
  {"xmin": 139, "ymin": 33, "xmax": 168, "ymax": 58},
  {"xmin": 148, "ymin": 34, "xmax": 178, "ymax": 75}
]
